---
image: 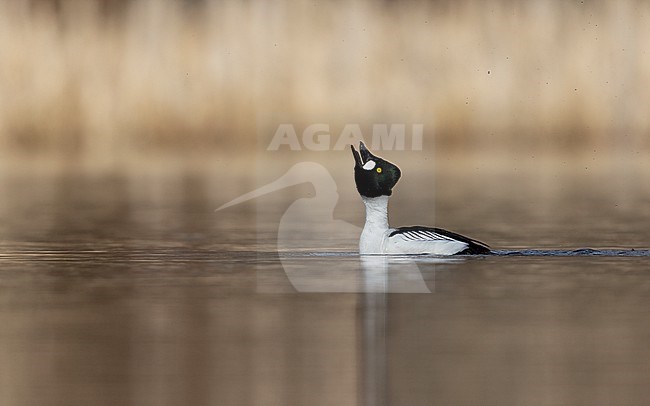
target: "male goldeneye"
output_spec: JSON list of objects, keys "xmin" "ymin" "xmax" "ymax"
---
[{"xmin": 351, "ymin": 142, "xmax": 490, "ymax": 255}]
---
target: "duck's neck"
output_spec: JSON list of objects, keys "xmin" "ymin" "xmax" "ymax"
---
[{"xmin": 361, "ymin": 195, "xmax": 390, "ymax": 232}]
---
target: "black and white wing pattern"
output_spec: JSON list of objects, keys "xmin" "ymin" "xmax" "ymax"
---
[{"xmin": 387, "ymin": 226, "xmax": 490, "ymax": 255}]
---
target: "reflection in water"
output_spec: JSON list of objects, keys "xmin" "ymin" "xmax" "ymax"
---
[
  {"xmin": 1, "ymin": 170, "xmax": 650, "ymax": 405},
  {"xmin": 363, "ymin": 289, "xmax": 386, "ymax": 406},
  {"xmin": 256, "ymin": 254, "xmax": 441, "ymax": 293}
]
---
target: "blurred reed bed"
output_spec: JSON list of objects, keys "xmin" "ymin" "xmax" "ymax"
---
[{"xmin": 0, "ymin": 0, "xmax": 649, "ymax": 169}]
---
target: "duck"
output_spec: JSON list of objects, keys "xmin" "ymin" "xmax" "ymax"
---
[{"xmin": 351, "ymin": 142, "xmax": 490, "ymax": 255}]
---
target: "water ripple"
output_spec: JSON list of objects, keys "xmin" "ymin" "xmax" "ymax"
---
[{"xmin": 491, "ymin": 248, "xmax": 650, "ymax": 257}]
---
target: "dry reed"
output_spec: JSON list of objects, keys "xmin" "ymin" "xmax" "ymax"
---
[{"xmin": 0, "ymin": 0, "xmax": 649, "ymax": 168}]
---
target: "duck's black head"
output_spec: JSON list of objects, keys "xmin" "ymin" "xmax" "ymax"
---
[{"xmin": 351, "ymin": 142, "xmax": 401, "ymax": 198}]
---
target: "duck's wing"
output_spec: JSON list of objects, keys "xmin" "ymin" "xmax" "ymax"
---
[{"xmin": 388, "ymin": 226, "xmax": 490, "ymax": 255}]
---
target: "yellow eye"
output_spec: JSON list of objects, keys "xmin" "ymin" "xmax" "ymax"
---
[{"xmin": 376, "ymin": 167, "xmax": 382, "ymax": 173}]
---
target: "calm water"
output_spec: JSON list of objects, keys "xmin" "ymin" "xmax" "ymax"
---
[{"xmin": 0, "ymin": 166, "xmax": 649, "ymax": 406}]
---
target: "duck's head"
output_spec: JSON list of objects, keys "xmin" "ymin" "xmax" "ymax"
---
[{"xmin": 351, "ymin": 142, "xmax": 401, "ymax": 198}]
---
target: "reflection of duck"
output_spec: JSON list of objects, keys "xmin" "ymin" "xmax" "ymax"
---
[
  {"xmin": 351, "ymin": 142, "xmax": 490, "ymax": 255},
  {"xmin": 216, "ymin": 161, "xmax": 438, "ymax": 292}
]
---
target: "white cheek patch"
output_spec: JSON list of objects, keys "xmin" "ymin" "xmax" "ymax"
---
[{"xmin": 362, "ymin": 160, "xmax": 376, "ymax": 170}]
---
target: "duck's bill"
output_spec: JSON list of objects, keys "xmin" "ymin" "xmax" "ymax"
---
[
  {"xmin": 351, "ymin": 145, "xmax": 363, "ymax": 167},
  {"xmin": 358, "ymin": 141, "xmax": 375, "ymax": 163},
  {"xmin": 352, "ymin": 141, "xmax": 379, "ymax": 167}
]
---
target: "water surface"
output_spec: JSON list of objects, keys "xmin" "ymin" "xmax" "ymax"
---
[{"xmin": 0, "ymin": 168, "xmax": 649, "ymax": 406}]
